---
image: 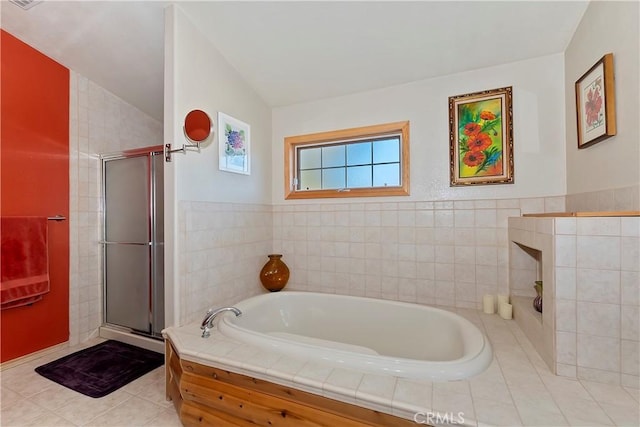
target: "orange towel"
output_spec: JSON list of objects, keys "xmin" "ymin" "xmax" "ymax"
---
[{"xmin": 1, "ymin": 217, "xmax": 50, "ymax": 309}]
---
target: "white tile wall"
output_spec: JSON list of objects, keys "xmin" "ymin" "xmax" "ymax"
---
[
  {"xmin": 577, "ymin": 268, "xmax": 620, "ymax": 303},
  {"xmin": 273, "ymin": 197, "xmax": 564, "ymax": 309},
  {"xmin": 566, "ymin": 185, "xmax": 640, "ymax": 212},
  {"xmin": 68, "ymin": 72, "xmax": 163, "ymax": 345},
  {"xmin": 177, "ymin": 201, "xmax": 272, "ymax": 325}
]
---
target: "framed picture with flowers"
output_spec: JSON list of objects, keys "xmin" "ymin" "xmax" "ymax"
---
[
  {"xmin": 575, "ymin": 53, "xmax": 616, "ymax": 149},
  {"xmin": 218, "ymin": 112, "xmax": 250, "ymax": 175},
  {"xmin": 449, "ymin": 86, "xmax": 514, "ymax": 186}
]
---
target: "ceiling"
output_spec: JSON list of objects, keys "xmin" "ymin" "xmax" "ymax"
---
[{"xmin": 2, "ymin": 1, "xmax": 589, "ymax": 123}]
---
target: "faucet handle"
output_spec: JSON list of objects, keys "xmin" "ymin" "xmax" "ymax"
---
[{"xmin": 200, "ymin": 308, "xmax": 214, "ymax": 330}]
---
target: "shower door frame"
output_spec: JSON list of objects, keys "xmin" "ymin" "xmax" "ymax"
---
[{"xmin": 100, "ymin": 145, "xmax": 164, "ymax": 339}]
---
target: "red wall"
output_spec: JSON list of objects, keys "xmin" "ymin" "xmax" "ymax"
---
[{"xmin": 1, "ymin": 30, "xmax": 70, "ymax": 362}]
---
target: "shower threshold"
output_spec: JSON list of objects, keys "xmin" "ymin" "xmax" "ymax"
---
[{"xmin": 99, "ymin": 325, "xmax": 164, "ymax": 354}]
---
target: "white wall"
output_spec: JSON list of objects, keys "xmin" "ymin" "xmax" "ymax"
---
[
  {"xmin": 164, "ymin": 5, "xmax": 273, "ymax": 326},
  {"xmin": 272, "ymin": 53, "xmax": 567, "ymax": 204},
  {"xmin": 565, "ymin": 1, "xmax": 639, "ymax": 197},
  {"xmin": 169, "ymin": 6, "xmax": 272, "ymax": 205}
]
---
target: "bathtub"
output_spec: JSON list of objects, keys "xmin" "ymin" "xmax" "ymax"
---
[{"xmin": 217, "ymin": 291, "xmax": 492, "ymax": 381}]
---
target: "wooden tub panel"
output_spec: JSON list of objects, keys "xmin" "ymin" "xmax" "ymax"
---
[{"xmin": 166, "ymin": 339, "xmax": 418, "ymax": 427}]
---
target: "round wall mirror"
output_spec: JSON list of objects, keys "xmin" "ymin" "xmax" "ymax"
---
[{"xmin": 183, "ymin": 109, "xmax": 212, "ymax": 144}]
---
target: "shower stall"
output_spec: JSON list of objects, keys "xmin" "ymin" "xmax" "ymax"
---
[{"xmin": 100, "ymin": 146, "xmax": 164, "ymax": 341}]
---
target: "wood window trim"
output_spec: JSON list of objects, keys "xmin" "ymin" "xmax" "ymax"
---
[{"xmin": 284, "ymin": 121, "xmax": 410, "ymax": 199}]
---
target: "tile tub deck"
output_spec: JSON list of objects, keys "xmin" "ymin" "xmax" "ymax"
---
[{"xmin": 163, "ymin": 307, "xmax": 639, "ymax": 427}]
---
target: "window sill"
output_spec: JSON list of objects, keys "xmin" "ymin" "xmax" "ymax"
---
[{"xmin": 285, "ymin": 186, "xmax": 409, "ymax": 199}]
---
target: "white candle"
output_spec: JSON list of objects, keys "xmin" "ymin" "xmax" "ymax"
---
[
  {"xmin": 497, "ymin": 294, "xmax": 509, "ymax": 306},
  {"xmin": 483, "ymin": 294, "xmax": 495, "ymax": 314},
  {"xmin": 499, "ymin": 302, "xmax": 513, "ymax": 320}
]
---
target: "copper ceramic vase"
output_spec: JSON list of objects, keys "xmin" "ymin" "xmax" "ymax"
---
[{"xmin": 259, "ymin": 254, "xmax": 290, "ymax": 292}]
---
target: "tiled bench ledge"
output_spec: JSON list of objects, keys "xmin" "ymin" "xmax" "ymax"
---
[
  {"xmin": 508, "ymin": 214, "xmax": 639, "ymax": 387},
  {"xmin": 522, "ymin": 211, "xmax": 640, "ymax": 217}
]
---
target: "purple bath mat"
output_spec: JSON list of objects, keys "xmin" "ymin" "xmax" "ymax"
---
[{"xmin": 35, "ymin": 340, "xmax": 164, "ymax": 398}]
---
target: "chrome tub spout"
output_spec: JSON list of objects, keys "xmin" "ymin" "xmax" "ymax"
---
[{"xmin": 201, "ymin": 307, "xmax": 241, "ymax": 338}]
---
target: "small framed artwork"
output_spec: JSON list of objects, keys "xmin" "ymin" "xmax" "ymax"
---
[
  {"xmin": 575, "ymin": 53, "xmax": 616, "ymax": 149},
  {"xmin": 218, "ymin": 112, "xmax": 250, "ymax": 175},
  {"xmin": 449, "ymin": 86, "xmax": 514, "ymax": 186}
]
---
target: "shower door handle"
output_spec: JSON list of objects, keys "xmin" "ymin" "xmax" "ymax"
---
[{"xmin": 100, "ymin": 241, "xmax": 152, "ymax": 246}]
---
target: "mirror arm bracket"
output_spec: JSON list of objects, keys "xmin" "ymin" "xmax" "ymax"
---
[
  {"xmin": 166, "ymin": 109, "xmax": 212, "ymax": 162},
  {"xmin": 164, "ymin": 142, "xmax": 201, "ymax": 162}
]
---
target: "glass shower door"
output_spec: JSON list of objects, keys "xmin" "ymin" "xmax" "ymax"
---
[
  {"xmin": 103, "ymin": 155, "xmax": 152, "ymax": 334},
  {"xmin": 150, "ymin": 152, "xmax": 164, "ymax": 336}
]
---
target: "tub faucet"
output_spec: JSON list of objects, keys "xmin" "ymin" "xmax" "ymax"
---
[{"xmin": 201, "ymin": 306, "xmax": 241, "ymax": 338}]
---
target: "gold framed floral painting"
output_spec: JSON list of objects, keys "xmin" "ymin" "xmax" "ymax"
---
[
  {"xmin": 449, "ymin": 86, "xmax": 514, "ymax": 186},
  {"xmin": 575, "ymin": 53, "xmax": 616, "ymax": 149}
]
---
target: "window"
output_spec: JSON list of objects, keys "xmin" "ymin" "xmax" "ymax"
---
[{"xmin": 284, "ymin": 121, "xmax": 410, "ymax": 199}]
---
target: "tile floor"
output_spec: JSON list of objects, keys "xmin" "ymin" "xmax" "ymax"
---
[
  {"xmin": 0, "ymin": 339, "xmax": 181, "ymax": 427},
  {"xmin": 467, "ymin": 313, "xmax": 640, "ymax": 427}
]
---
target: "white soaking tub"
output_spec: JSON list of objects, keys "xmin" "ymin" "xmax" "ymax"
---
[{"xmin": 217, "ymin": 291, "xmax": 492, "ymax": 381}]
